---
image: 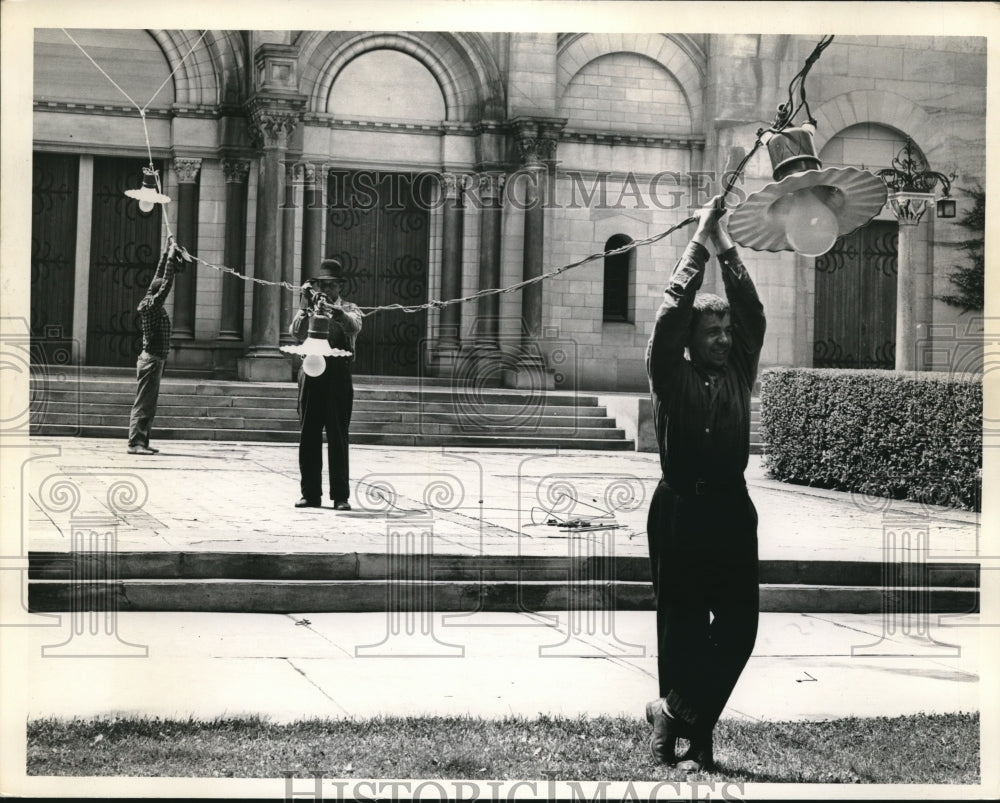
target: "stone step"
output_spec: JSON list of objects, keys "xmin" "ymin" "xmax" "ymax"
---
[
  {"xmin": 26, "ymin": 579, "xmax": 978, "ymax": 615},
  {"xmin": 32, "ymin": 376, "xmax": 601, "ymax": 407},
  {"xmin": 29, "ymin": 424, "xmax": 637, "ymax": 450},
  {"xmin": 29, "ymin": 552, "xmax": 981, "ymax": 587},
  {"xmin": 35, "ymin": 396, "xmax": 614, "ymax": 418},
  {"xmin": 34, "ymin": 412, "xmax": 627, "ymax": 437}
]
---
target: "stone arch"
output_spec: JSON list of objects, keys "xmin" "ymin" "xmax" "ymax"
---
[
  {"xmin": 812, "ymin": 90, "xmax": 943, "ymax": 165},
  {"xmin": 556, "ymin": 33, "xmax": 705, "ymax": 131},
  {"xmin": 148, "ymin": 29, "xmax": 223, "ymax": 107},
  {"xmin": 205, "ymin": 30, "xmax": 250, "ymax": 107},
  {"xmin": 298, "ymin": 31, "xmax": 504, "ymax": 121}
]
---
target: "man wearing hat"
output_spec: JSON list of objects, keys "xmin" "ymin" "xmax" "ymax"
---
[
  {"xmin": 289, "ymin": 258, "xmax": 363, "ymax": 510},
  {"xmin": 644, "ymin": 196, "xmax": 766, "ymax": 771}
]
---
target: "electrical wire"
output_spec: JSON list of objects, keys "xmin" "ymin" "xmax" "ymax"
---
[{"xmin": 60, "ymin": 30, "xmax": 836, "ymax": 319}]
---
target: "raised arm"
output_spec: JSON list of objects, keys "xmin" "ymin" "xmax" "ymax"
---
[
  {"xmin": 646, "ymin": 202, "xmax": 721, "ymax": 387},
  {"xmin": 331, "ymin": 301, "xmax": 362, "ymax": 336},
  {"xmin": 144, "ymin": 244, "xmax": 179, "ymax": 309},
  {"xmin": 711, "ymin": 221, "xmax": 766, "ymax": 387},
  {"xmin": 290, "ymin": 284, "xmax": 312, "ymax": 340}
]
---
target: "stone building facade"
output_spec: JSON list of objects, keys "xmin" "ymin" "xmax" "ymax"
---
[{"xmin": 31, "ymin": 30, "xmax": 987, "ymax": 389}]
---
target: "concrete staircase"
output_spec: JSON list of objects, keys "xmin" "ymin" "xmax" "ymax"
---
[
  {"xmin": 29, "ymin": 369, "xmax": 637, "ymax": 450},
  {"xmin": 29, "ymin": 368, "xmax": 766, "ymax": 453}
]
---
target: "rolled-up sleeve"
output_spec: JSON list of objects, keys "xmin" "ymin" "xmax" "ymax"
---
[
  {"xmin": 646, "ymin": 241, "xmax": 710, "ymax": 391},
  {"xmin": 717, "ymin": 247, "xmax": 766, "ymax": 388}
]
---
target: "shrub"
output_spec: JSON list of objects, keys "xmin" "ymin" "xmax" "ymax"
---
[{"xmin": 760, "ymin": 368, "xmax": 981, "ymax": 510}]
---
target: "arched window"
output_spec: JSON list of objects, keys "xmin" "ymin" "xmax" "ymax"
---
[{"xmin": 603, "ymin": 234, "xmax": 635, "ymax": 323}]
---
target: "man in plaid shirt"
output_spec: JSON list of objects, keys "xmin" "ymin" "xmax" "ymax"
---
[{"xmin": 127, "ymin": 239, "xmax": 185, "ymax": 454}]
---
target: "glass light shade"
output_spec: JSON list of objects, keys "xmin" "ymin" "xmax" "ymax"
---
[
  {"xmin": 302, "ymin": 353, "xmax": 327, "ymax": 377},
  {"xmin": 784, "ymin": 189, "xmax": 839, "ymax": 257},
  {"xmin": 138, "ymin": 199, "xmax": 156, "ymax": 214}
]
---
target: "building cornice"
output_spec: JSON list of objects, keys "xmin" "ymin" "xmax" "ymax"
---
[{"xmin": 33, "ymin": 101, "xmax": 220, "ymax": 120}]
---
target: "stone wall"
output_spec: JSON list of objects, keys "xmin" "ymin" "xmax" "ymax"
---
[{"xmin": 29, "ymin": 30, "xmax": 987, "ymax": 385}]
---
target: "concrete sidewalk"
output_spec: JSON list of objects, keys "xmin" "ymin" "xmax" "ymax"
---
[
  {"xmin": 13, "ymin": 438, "xmax": 983, "ymax": 725},
  {"xmin": 19, "ymin": 610, "xmax": 982, "ymax": 723},
  {"xmin": 25, "ymin": 437, "xmax": 979, "ymax": 563}
]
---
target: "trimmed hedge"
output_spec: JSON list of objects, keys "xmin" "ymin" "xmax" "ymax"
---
[{"xmin": 760, "ymin": 368, "xmax": 982, "ymax": 511}]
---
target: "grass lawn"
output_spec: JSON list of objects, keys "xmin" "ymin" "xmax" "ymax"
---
[{"xmin": 27, "ymin": 711, "xmax": 978, "ymax": 784}]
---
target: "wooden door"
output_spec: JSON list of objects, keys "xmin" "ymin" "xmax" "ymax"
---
[
  {"xmin": 31, "ymin": 152, "xmax": 79, "ymax": 363},
  {"xmin": 814, "ymin": 221, "xmax": 898, "ymax": 369},
  {"xmin": 325, "ymin": 170, "xmax": 430, "ymax": 376},
  {"xmin": 86, "ymin": 157, "xmax": 164, "ymax": 366}
]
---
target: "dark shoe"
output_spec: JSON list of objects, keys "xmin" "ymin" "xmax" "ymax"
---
[
  {"xmin": 295, "ymin": 497, "xmax": 321, "ymax": 508},
  {"xmin": 646, "ymin": 699, "xmax": 688, "ymax": 765},
  {"xmin": 127, "ymin": 445, "xmax": 157, "ymax": 455},
  {"xmin": 146, "ymin": 445, "xmax": 160, "ymax": 454},
  {"xmin": 333, "ymin": 500, "xmax": 351, "ymax": 511},
  {"xmin": 677, "ymin": 729, "xmax": 715, "ymax": 773}
]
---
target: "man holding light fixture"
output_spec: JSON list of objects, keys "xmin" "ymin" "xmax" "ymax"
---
[
  {"xmin": 644, "ymin": 195, "xmax": 765, "ymax": 772},
  {"xmin": 288, "ymin": 258, "xmax": 362, "ymax": 510},
  {"xmin": 126, "ymin": 237, "xmax": 187, "ymax": 455}
]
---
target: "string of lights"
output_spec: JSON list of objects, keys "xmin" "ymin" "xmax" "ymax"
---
[{"xmin": 63, "ymin": 29, "xmax": 838, "ymax": 319}]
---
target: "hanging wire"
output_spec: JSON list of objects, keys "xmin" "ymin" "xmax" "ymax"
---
[
  {"xmin": 61, "ymin": 28, "xmax": 143, "ymax": 110},
  {"xmin": 61, "ymin": 30, "xmax": 835, "ymax": 319},
  {"xmin": 716, "ymin": 34, "xmax": 835, "ymax": 211},
  {"xmin": 142, "ymin": 30, "xmax": 209, "ymax": 114},
  {"xmin": 61, "ymin": 28, "xmax": 209, "ymax": 239}
]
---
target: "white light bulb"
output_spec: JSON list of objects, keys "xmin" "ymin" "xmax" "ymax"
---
[
  {"xmin": 784, "ymin": 189, "xmax": 839, "ymax": 257},
  {"xmin": 302, "ymin": 353, "xmax": 326, "ymax": 377},
  {"xmin": 139, "ymin": 199, "xmax": 155, "ymax": 214}
]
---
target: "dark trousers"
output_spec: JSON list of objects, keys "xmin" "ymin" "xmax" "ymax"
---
[
  {"xmin": 128, "ymin": 352, "xmax": 165, "ymax": 447},
  {"xmin": 646, "ymin": 479, "xmax": 759, "ymax": 731},
  {"xmin": 297, "ymin": 358, "xmax": 353, "ymax": 502}
]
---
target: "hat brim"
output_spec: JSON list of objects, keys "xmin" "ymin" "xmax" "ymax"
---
[{"xmin": 728, "ymin": 167, "xmax": 888, "ymax": 254}]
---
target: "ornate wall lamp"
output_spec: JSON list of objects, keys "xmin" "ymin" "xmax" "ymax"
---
[{"xmin": 876, "ymin": 139, "xmax": 957, "ymax": 221}]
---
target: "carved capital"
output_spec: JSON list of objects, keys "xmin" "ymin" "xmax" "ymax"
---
[
  {"xmin": 222, "ymin": 158, "xmax": 251, "ymax": 184},
  {"xmin": 172, "ymin": 158, "xmax": 202, "ymax": 184},
  {"xmin": 245, "ymin": 95, "xmax": 304, "ymax": 150},
  {"xmin": 477, "ymin": 172, "xmax": 506, "ymax": 201},
  {"xmin": 515, "ymin": 136, "xmax": 555, "ymax": 167},
  {"xmin": 300, "ymin": 162, "xmax": 318, "ymax": 183},
  {"xmin": 511, "ymin": 117, "xmax": 566, "ymax": 168},
  {"xmin": 888, "ymin": 191, "xmax": 934, "ymax": 226},
  {"xmin": 440, "ymin": 172, "xmax": 466, "ymax": 200}
]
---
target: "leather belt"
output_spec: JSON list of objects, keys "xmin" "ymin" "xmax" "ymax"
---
[{"xmin": 667, "ymin": 478, "xmax": 746, "ymax": 497}]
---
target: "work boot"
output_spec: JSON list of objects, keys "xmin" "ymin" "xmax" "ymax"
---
[
  {"xmin": 677, "ymin": 727, "xmax": 715, "ymax": 772},
  {"xmin": 645, "ymin": 699, "xmax": 688, "ymax": 765}
]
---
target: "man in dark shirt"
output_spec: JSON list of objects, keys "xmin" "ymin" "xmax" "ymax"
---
[
  {"xmin": 127, "ymin": 239, "xmax": 184, "ymax": 455},
  {"xmin": 289, "ymin": 258, "xmax": 363, "ymax": 510},
  {"xmin": 644, "ymin": 197, "xmax": 766, "ymax": 771}
]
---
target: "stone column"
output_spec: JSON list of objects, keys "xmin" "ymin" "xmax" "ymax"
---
[
  {"xmin": 505, "ymin": 118, "xmax": 564, "ymax": 389},
  {"xmin": 474, "ymin": 172, "xmax": 505, "ymax": 350},
  {"xmin": 171, "ymin": 157, "xmax": 201, "ymax": 339},
  {"xmin": 301, "ymin": 162, "xmax": 324, "ymax": 280},
  {"xmin": 236, "ymin": 98, "xmax": 303, "ymax": 381},
  {"xmin": 280, "ymin": 161, "xmax": 299, "ymax": 347},
  {"xmin": 515, "ymin": 132, "xmax": 548, "ymax": 345},
  {"xmin": 219, "ymin": 158, "xmax": 250, "ymax": 340},
  {"xmin": 432, "ymin": 172, "xmax": 466, "ymax": 375},
  {"xmin": 887, "ymin": 191, "xmax": 934, "ymax": 371}
]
